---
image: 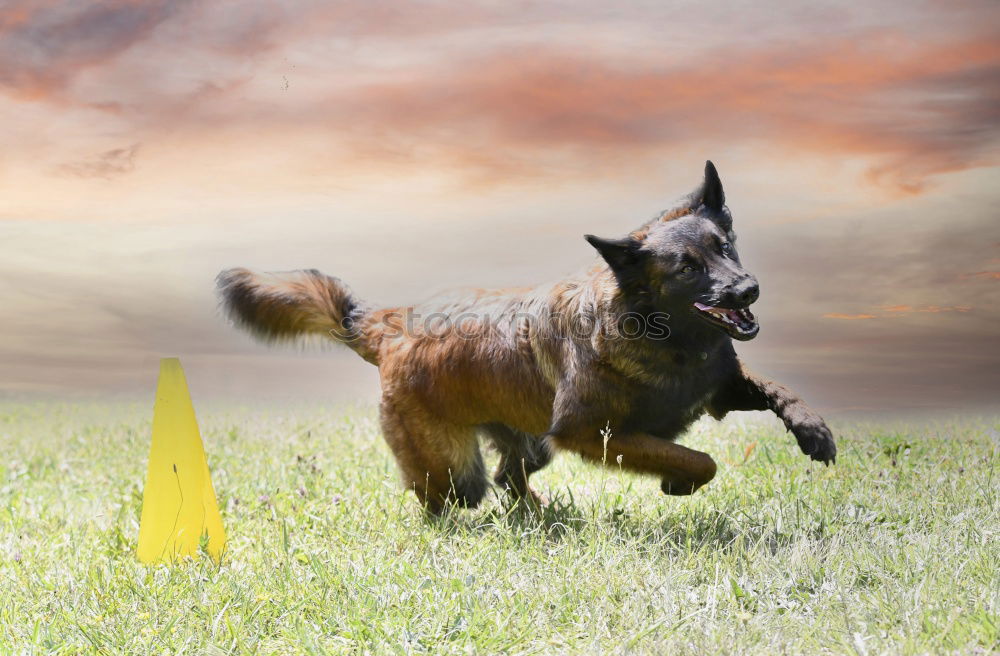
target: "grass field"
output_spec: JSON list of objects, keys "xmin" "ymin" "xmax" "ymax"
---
[{"xmin": 0, "ymin": 401, "xmax": 997, "ymax": 654}]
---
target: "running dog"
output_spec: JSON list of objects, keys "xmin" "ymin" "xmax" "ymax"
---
[{"xmin": 217, "ymin": 162, "xmax": 836, "ymax": 513}]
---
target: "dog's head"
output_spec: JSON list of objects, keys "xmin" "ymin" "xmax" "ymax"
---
[{"xmin": 586, "ymin": 161, "xmax": 760, "ymax": 341}]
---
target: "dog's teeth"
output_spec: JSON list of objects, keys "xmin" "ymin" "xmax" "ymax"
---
[{"xmin": 694, "ymin": 302, "xmax": 758, "ymax": 336}]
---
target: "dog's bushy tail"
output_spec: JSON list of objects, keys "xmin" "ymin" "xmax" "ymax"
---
[{"xmin": 216, "ymin": 268, "xmax": 380, "ymax": 364}]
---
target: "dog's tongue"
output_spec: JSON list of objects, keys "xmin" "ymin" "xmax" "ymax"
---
[
  {"xmin": 694, "ymin": 302, "xmax": 756, "ymax": 328},
  {"xmin": 695, "ymin": 302, "xmax": 739, "ymax": 319}
]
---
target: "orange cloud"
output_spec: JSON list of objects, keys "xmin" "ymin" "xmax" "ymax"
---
[
  {"xmin": 960, "ymin": 271, "xmax": 1000, "ymax": 281},
  {"xmin": 883, "ymin": 305, "xmax": 973, "ymax": 314},
  {"xmin": 915, "ymin": 305, "xmax": 973, "ymax": 314},
  {"xmin": 827, "ymin": 305, "xmax": 974, "ymax": 320},
  {"xmin": 1, "ymin": 2, "xmax": 997, "ymax": 193},
  {"xmin": 279, "ymin": 27, "xmax": 999, "ymax": 191}
]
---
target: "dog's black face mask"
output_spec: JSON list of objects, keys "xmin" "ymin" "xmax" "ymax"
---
[{"xmin": 586, "ymin": 161, "xmax": 760, "ymax": 341}]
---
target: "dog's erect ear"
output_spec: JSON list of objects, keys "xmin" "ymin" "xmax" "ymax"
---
[
  {"xmin": 585, "ymin": 234, "xmax": 643, "ymax": 278},
  {"xmin": 695, "ymin": 160, "xmax": 725, "ymax": 213},
  {"xmin": 702, "ymin": 160, "xmax": 725, "ymax": 212},
  {"xmin": 688, "ymin": 160, "xmax": 732, "ymax": 234}
]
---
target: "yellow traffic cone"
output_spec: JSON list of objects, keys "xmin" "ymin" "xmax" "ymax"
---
[{"xmin": 136, "ymin": 358, "xmax": 226, "ymax": 564}]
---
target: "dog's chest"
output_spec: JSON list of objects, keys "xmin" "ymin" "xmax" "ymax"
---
[{"xmin": 619, "ymin": 350, "xmax": 732, "ymax": 438}]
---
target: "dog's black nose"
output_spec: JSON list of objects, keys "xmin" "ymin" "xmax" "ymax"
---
[{"xmin": 735, "ymin": 278, "xmax": 759, "ymax": 305}]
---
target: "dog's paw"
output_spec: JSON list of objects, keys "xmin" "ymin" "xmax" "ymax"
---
[
  {"xmin": 791, "ymin": 417, "xmax": 837, "ymax": 465},
  {"xmin": 660, "ymin": 473, "xmax": 709, "ymax": 496}
]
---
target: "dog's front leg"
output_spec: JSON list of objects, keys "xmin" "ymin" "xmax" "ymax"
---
[
  {"xmin": 709, "ymin": 363, "xmax": 837, "ymax": 464},
  {"xmin": 549, "ymin": 429, "xmax": 718, "ymax": 495}
]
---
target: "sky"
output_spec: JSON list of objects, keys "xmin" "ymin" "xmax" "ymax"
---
[{"xmin": 1, "ymin": 0, "xmax": 998, "ymax": 414}]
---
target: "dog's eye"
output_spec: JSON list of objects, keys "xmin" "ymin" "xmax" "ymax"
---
[
  {"xmin": 681, "ymin": 265, "xmax": 695, "ymax": 274},
  {"xmin": 720, "ymin": 242, "xmax": 733, "ymax": 257}
]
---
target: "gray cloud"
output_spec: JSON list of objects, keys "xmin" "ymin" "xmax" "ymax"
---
[
  {"xmin": 0, "ymin": 0, "xmax": 190, "ymax": 99},
  {"xmin": 57, "ymin": 143, "xmax": 138, "ymax": 179}
]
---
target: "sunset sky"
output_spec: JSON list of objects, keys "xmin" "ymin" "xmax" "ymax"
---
[{"xmin": 1, "ymin": 0, "xmax": 998, "ymax": 413}]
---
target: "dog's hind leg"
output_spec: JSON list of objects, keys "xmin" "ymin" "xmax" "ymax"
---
[
  {"xmin": 480, "ymin": 423, "xmax": 552, "ymax": 507},
  {"xmin": 379, "ymin": 399, "xmax": 487, "ymax": 514}
]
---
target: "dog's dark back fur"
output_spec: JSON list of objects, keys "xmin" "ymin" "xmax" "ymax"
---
[{"xmin": 218, "ymin": 162, "xmax": 836, "ymax": 513}]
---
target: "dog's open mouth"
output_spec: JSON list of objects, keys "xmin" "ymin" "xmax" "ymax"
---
[{"xmin": 692, "ymin": 302, "xmax": 759, "ymax": 340}]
